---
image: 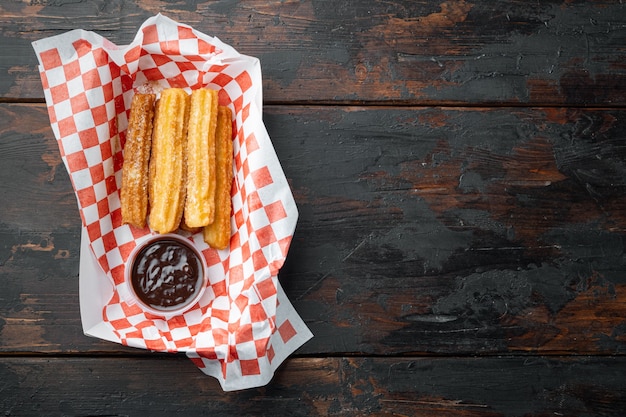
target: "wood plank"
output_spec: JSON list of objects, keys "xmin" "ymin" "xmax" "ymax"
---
[
  {"xmin": 1, "ymin": 103, "xmax": 625, "ymax": 355},
  {"xmin": 1, "ymin": 356, "xmax": 625, "ymax": 416},
  {"xmin": 3, "ymin": 0, "xmax": 625, "ymax": 105},
  {"xmin": 273, "ymin": 104, "xmax": 626, "ymax": 355}
]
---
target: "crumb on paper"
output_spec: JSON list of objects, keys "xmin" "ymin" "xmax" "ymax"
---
[{"xmin": 136, "ymin": 81, "xmax": 168, "ymax": 95}]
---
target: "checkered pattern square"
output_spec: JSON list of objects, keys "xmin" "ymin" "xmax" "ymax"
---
[{"xmin": 33, "ymin": 14, "xmax": 311, "ymax": 390}]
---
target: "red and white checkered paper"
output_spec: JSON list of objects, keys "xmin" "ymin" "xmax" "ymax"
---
[{"xmin": 33, "ymin": 14, "xmax": 312, "ymax": 391}]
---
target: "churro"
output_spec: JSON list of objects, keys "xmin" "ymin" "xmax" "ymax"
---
[
  {"xmin": 203, "ymin": 106, "xmax": 233, "ymax": 250},
  {"xmin": 121, "ymin": 93, "xmax": 156, "ymax": 228},
  {"xmin": 148, "ymin": 88, "xmax": 190, "ymax": 234},
  {"xmin": 184, "ymin": 88, "xmax": 218, "ymax": 228}
]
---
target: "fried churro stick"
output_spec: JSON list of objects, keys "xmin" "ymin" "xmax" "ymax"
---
[
  {"xmin": 148, "ymin": 88, "xmax": 190, "ymax": 234},
  {"xmin": 184, "ymin": 88, "xmax": 218, "ymax": 228},
  {"xmin": 204, "ymin": 106, "xmax": 233, "ymax": 250},
  {"xmin": 121, "ymin": 93, "xmax": 156, "ymax": 228}
]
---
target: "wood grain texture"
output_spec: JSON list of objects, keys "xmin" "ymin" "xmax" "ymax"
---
[
  {"xmin": 3, "ymin": 2, "xmax": 626, "ymax": 414},
  {"xmin": 2, "ymin": 103, "xmax": 625, "ymax": 357},
  {"xmin": 272, "ymin": 105, "xmax": 626, "ymax": 356},
  {"xmin": 2, "ymin": 0, "xmax": 625, "ymax": 105},
  {"xmin": 1, "ymin": 356, "xmax": 626, "ymax": 417}
]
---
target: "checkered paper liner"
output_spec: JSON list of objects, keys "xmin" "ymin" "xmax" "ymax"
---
[{"xmin": 32, "ymin": 14, "xmax": 312, "ymax": 391}]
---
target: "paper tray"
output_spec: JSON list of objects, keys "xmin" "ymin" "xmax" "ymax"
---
[{"xmin": 35, "ymin": 14, "xmax": 312, "ymax": 391}]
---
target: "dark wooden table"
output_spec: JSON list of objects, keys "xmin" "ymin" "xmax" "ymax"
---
[{"xmin": 2, "ymin": 1, "xmax": 626, "ymax": 415}]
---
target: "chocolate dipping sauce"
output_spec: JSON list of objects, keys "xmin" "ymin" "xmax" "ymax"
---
[{"xmin": 131, "ymin": 238, "xmax": 204, "ymax": 311}]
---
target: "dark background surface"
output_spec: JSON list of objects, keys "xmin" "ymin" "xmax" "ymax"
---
[{"xmin": 1, "ymin": 1, "xmax": 626, "ymax": 415}]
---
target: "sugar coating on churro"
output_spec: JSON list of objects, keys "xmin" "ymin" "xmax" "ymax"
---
[
  {"xmin": 184, "ymin": 88, "xmax": 218, "ymax": 228},
  {"xmin": 204, "ymin": 106, "xmax": 233, "ymax": 250},
  {"xmin": 148, "ymin": 88, "xmax": 190, "ymax": 234},
  {"xmin": 121, "ymin": 93, "xmax": 156, "ymax": 228}
]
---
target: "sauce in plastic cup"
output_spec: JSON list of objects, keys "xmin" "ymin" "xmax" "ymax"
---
[{"xmin": 125, "ymin": 234, "xmax": 207, "ymax": 317}]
